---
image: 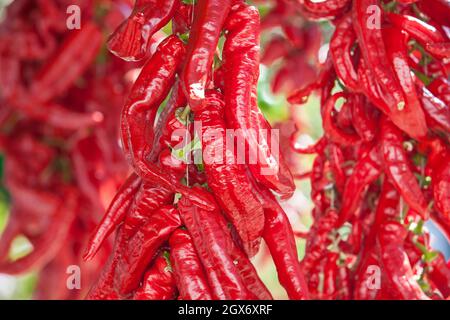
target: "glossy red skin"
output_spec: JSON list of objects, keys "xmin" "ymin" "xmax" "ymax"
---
[
  {"xmin": 197, "ymin": 91, "xmax": 264, "ymax": 257},
  {"xmin": 115, "ymin": 205, "xmax": 181, "ymax": 294},
  {"xmin": 223, "ymin": 4, "xmax": 295, "ymax": 198},
  {"xmin": 353, "ymin": 0, "xmax": 405, "ymax": 114},
  {"xmin": 258, "ymin": 186, "xmax": 309, "ymax": 300},
  {"xmin": 178, "ymin": 192, "xmax": 261, "ymax": 300},
  {"xmin": 107, "ymin": 0, "xmax": 178, "ymax": 61},
  {"xmin": 182, "ymin": 0, "xmax": 232, "ymax": 110},
  {"xmin": 169, "ymin": 229, "xmax": 213, "ymax": 300},
  {"xmin": 379, "ymin": 119, "xmax": 428, "ymax": 219},
  {"xmin": 330, "ymin": 14, "xmax": 359, "ymax": 91},
  {"xmin": 383, "ymin": 26, "xmax": 428, "ymax": 140},
  {"xmin": 338, "ymin": 146, "xmax": 382, "ymax": 226},
  {"xmin": 350, "ymin": 94, "xmax": 377, "ymax": 142},
  {"xmin": 133, "ymin": 254, "xmax": 177, "ymax": 300},
  {"xmin": 377, "ymin": 222, "xmax": 430, "ymax": 300},
  {"xmin": 84, "ymin": 174, "xmax": 141, "ymax": 261}
]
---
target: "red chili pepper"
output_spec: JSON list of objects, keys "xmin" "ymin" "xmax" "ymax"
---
[
  {"xmin": 178, "ymin": 191, "xmax": 259, "ymax": 300},
  {"xmin": 115, "ymin": 205, "xmax": 181, "ymax": 294},
  {"xmin": 349, "ymin": 94, "xmax": 377, "ymax": 142},
  {"xmin": 84, "ymin": 174, "xmax": 141, "ymax": 261},
  {"xmin": 133, "ymin": 252, "xmax": 177, "ymax": 300},
  {"xmin": 223, "ymin": 3, "xmax": 295, "ymax": 198},
  {"xmin": 417, "ymin": 84, "xmax": 450, "ymax": 133},
  {"xmin": 169, "ymin": 229, "xmax": 213, "ymax": 300},
  {"xmin": 387, "ymin": 13, "xmax": 447, "ymax": 56},
  {"xmin": 338, "ymin": 146, "xmax": 381, "ymax": 225},
  {"xmin": 197, "ymin": 91, "xmax": 264, "ymax": 256},
  {"xmin": 330, "ymin": 14, "xmax": 359, "ymax": 91},
  {"xmin": 107, "ymin": 0, "xmax": 178, "ymax": 61},
  {"xmin": 383, "ymin": 26, "xmax": 428, "ymax": 139},
  {"xmin": 353, "ymin": 0, "xmax": 405, "ymax": 110},
  {"xmin": 377, "ymin": 222, "xmax": 430, "ymax": 300},
  {"xmin": 258, "ymin": 186, "xmax": 310, "ymax": 300},
  {"xmin": 181, "ymin": 0, "xmax": 232, "ymax": 110},
  {"xmin": 379, "ymin": 119, "xmax": 428, "ymax": 219},
  {"xmin": 302, "ymin": 209, "xmax": 339, "ymax": 273},
  {"xmin": 322, "ymin": 251, "xmax": 339, "ymax": 300},
  {"xmin": 29, "ymin": 22, "xmax": 102, "ymax": 103}
]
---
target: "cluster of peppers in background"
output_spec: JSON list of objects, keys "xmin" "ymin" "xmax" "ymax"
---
[
  {"xmin": 286, "ymin": 0, "xmax": 450, "ymax": 299},
  {"xmin": 0, "ymin": 0, "xmax": 449, "ymax": 300},
  {"xmin": 0, "ymin": 0, "xmax": 138, "ymax": 298}
]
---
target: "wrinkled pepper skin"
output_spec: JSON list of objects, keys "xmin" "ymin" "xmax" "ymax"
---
[
  {"xmin": 196, "ymin": 91, "xmax": 264, "ymax": 257},
  {"xmin": 133, "ymin": 253, "xmax": 177, "ymax": 300},
  {"xmin": 169, "ymin": 229, "xmax": 213, "ymax": 300},
  {"xmin": 107, "ymin": 0, "xmax": 178, "ymax": 61}
]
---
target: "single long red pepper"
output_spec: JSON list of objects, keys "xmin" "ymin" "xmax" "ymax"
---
[
  {"xmin": 379, "ymin": 119, "xmax": 428, "ymax": 219},
  {"xmin": 133, "ymin": 253, "xmax": 177, "ymax": 300},
  {"xmin": 84, "ymin": 174, "xmax": 141, "ymax": 261},
  {"xmin": 120, "ymin": 35, "xmax": 213, "ymax": 211},
  {"xmin": 258, "ymin": 186, "xmax": 310, "ymax": 300},
  {"xmin": 107, "ymin": 0, "xmax": 178, "ymax": 61},
  {"xmin": 223, "ymin": 3, "xmax": 295, "ymax": 198},
  {"xmin": 181, "ymin": 0, "xmax": 232, "ymax": 110},
  {"xmin": 352, "ymin": 0, "xmax": 405, "ymax": 112},
  {"xmin": 383, "ymin": 26, "xmax": 428, "ymax": 140},
  {"xmin": 338, "ymin": 146, "xmax": 382, "ymax": 225},
  {"xmin": 377, "ymin": 222, "xmax": 430, "ymax": 300},
  {"xmin": 178, "ymin": 192, "xmax": 257, "ymax": 300},
  {"xmin": 29, "ymin": 22, "xmax": 102, "ymax": 103},
  {"xmin": 349, "ymin": 94, "xmax": 377, "ymax": 142},
  {"xmin": 169, "ymin": 229, "xmax": 213, "ymax": 300},
  {"xmin": 115, "ymin": 205, "xmax": 181, "ymax": 294},
  {"xmin": 197, "ymin": 90, "xmax": 264, "ymax": 256},
  {"xmin": 329, "ymin": 14, "xmax": 359, "ymax": 91}
]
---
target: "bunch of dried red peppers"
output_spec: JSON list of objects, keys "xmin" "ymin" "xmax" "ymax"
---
[{"xmin": 0, "ymin": 0, "xmax": 449, "ymax": 300}]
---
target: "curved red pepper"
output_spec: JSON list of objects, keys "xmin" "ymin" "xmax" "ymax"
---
[
  {"xmin": 133, "ymin": 253, "xmax": 177, "ymax": 300},
  {"xmin": 379, "ymin": 119, "xmax": 428, "ymax": 219},
  {"xmin": 182, "ymin": 0, "xmax": 232, "ymax": 110},
  {"xmin": 197, "ymin": 91, "xmax": 264, "ymax": 257},
  {"xmin": 330, "ymin": 14, "xmax": 359, "ymax": 91},
  {"xmin": 107, "ymin": 0, "xmax": 178, "ymax": 61},
  {"xmin": 169, "ymin": 229, "xmax": 213, "ymax": 300},
  {"xmin": 84, "ymin": 174, "xmax": 141, "ymax": 261}
]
